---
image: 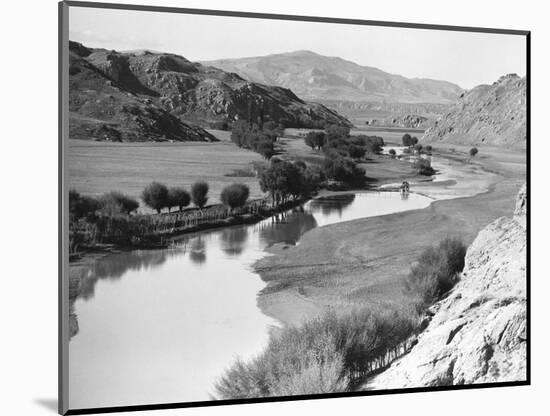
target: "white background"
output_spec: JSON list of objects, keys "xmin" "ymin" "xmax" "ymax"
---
[{"xmin": 0, "ymin": 0, "xmax": 546, "ymax": 415}]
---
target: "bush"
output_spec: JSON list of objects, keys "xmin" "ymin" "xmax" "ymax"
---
[
  {"xmin": 99, "ymin": 191, "xmax": 139, "ymax": 216},
  {"xmin": 405, "ymin": 237, "xmax": 467, "ymax": 312},
  {"xmin": 221, "ymin": 184, "xmax": 250, "ymax": 211},
  {"xmin": 191, "ymin": 181, "xmax": 209, "ymax": 209},
  {"xmin": 168, "ymin": 187, "xmax": 191, "ymax": 212},
  {"xmin": 469, "ymin": 147, "xmax": 479, "ymax": 157},
  {"xmin": 215, "ymin": 308, "xmax": 417, "ymax": 399},
  {"xmin": 141, "ymin": 182, "xmax": 169, "ymax": 214}
]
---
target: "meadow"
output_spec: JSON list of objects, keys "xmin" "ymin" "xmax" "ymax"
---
[{"xmin": 68, "ymin": 135, "xmax": 264, "ymax": 212}]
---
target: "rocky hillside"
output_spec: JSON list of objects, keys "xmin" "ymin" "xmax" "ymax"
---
[
  {"xmin": 204, "ymin": 51, "xmax": 463, "ymax": 104},
  {"xmin": 69, "ymin": 42, "xmax": 350, "ymax": 142},
  {"xmin": 370, "ymin": 184, "xmax": 527, "ymax": 388},
  {"xmin": 422, "ymin": 74, "xmax": 527, "ymax": 147}
]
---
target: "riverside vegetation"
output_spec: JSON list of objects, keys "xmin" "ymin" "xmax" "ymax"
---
[
  {"xmin": 215, "ymin": 237, "xmax": 467, "ymax": 398},
  {"xmin": 69, "ymin": 123, "xmax": 400, "ymax": 253}
]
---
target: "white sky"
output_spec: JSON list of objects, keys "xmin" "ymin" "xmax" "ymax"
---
[{"xmin": 69, "ymin": 6, "xmax": 527, "ymax": 89}]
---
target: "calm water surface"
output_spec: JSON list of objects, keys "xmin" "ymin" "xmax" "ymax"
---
[{"xmin": 69, "ymin": 192, "xmax": 432, "ymax": 409}]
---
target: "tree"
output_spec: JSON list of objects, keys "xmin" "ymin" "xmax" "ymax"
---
[
  {"xmin": 414, "ymin": 144, "xmax": 423, "ymax": 153},
  {"xmin": 413, "ymin": 158, "xmax": 435, "ymax": 176},
  {"xmin": 69, "ymin": 190, "xmax": 100, "ymax": 220},
  {"xmin": 322, "ymin": 155, "xmax": 365, "ymax": 183},
  {"xmin": 100, "ymin": 191, "xmax": 139, "ymax": 216},
  {"xmin": 221, "ymin": 184, "xmax": 250, "ymax": 211},
  {"xmin": 469, "ymin": 147, "xmax": 479, "ymax": 158},
  {"xmin": 304, "ymin": 131, "xmax": 326, "ymax": 150},
  {"xmin": 168, "ymin": 187, "xmax": 191, "ymax": 212},
  {"xmin": 402, "ymin": 133, "xmax": 412, "ymax": 146},
  {"xmin": 388, "ymin": 149, "xmax": 397, "ymax": 157},
  {"xmin": 191, "ymin": 181, "xmax": 209, "ymax": 209},
  {"xmin": 348, "ymin": 144, "xmax": 366, "ymax": 160},
  {"xmin": 256, "ymin": 139, "xmax": 275, "ymax": 160},
  {"xmin": 325, "ymin": 124, "xmax": 350, "ymax": 142},
  {"xmin": 142, "ymin": 182, "xmax": 169, "ymax": 214},
  {"xmin": 411, "ymin": 136, "xmax": 419, "ymax": 145},
  {"xmin": 425, "ymin": 145, "xmax": 433, "ymax": 152}
]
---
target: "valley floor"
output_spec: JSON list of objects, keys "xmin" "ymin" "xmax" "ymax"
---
[{"xmin": 254, "ymin": 144, "xmax": 526, "ymax": 327}]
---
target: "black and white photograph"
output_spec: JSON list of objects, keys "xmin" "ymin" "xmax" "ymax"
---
[{"xmin": 59, "ymin": 1, "xmax": 528, "ymax": 413}]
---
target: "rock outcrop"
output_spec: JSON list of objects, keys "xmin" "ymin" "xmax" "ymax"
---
[
  {"xmin": 422, "ymin": 74, "xmax": 526, "ymax": 148},
  {"xmin": 69, "ymin": 41, "xmax": 351, "ymax": 142},
  {"xmin": 369, "ymin": 185, "xmax": 527, "ymax": 388}
]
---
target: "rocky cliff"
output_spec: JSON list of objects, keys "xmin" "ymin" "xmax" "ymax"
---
[
  {"xmin": 69, "ymin": 42, "xmax": 350, "ymax": 142},
  {"xmin": 422, "ymin": 74, "xmax": 527, "ymax": 147},
  {"xmin": 370, "ymin": 184, "xmax": 527, "ymax": 388}
]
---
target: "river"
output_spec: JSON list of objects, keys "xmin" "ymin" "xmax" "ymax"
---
[{"xmin": 69, "ymin": 190, "xmax": 435, "ymax": 409}]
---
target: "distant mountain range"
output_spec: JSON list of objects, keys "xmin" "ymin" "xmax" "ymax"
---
[
  {"xmin": 68, "ymin": 42, "xmax": 350, "ymax": 142},
  {"xmin": 203, "ymin": 51, "xmax": 463, "ymax": 104},
  {"xmin": 422, "ymin": 74, "xmax": 526, "ymax": 147}
]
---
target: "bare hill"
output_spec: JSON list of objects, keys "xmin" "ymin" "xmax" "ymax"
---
[
  {"xmin": 203, "ymin": 50, "xmax": 463, "ymax": 104},
  {"xmin": 422, "ymin": 74, "xmax": 527, "ymax": 147},
  {"xmin": 68, "ymin": 42, "xmax": 351, "ymax": 142}
]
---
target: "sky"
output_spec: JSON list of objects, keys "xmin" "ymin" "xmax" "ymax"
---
[{"xmin": 69, "ymin": 6, "xmax": 527, "ymax": 89}]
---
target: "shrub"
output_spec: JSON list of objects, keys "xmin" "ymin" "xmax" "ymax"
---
[
  {"xmin": 221, "ymin": 184, "xmax": 250, "ymax": 211},
  {"xmin": 168, "ymin": 187, "xmax": 191, "ymax": 212},
  {"xmin": 99, "ymin": 191, "xmax": 139, "ymax": 216},
  {"xmin": 215, "ymin": 308, "xmax": 417, "ymax": 399},
  {"xmin": 405, "ymin": 237, "xmax": 467, "ymax": 312},
  {"xmin": 469, "ymin": 147, "xmax": 479, "ymax": 157},
  {"xmin": 191, "ymin": 181, "xmax": 209, "ymax": 209},
  {"xmin": 141, "ymin": 182, "xmax": 169, "ymax": 214}
]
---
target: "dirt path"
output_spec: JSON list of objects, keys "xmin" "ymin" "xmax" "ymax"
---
[{"xmin": 255, "ymin": 145, "xmax": 526, "ymax": 327}]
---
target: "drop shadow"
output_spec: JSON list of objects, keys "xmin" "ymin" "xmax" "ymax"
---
[{"xmin": 34, "ymin": 398, "xmax": 58, "ymax": 413}]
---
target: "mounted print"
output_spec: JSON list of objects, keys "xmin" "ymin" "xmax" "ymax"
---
[{"xmin": 59, "ymin": 1, "xmax": 530, "ymax": 414}]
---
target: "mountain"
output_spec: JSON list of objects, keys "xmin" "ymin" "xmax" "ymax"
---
[
  {"xmin": 69, "ymin": 42, "xmax": 216, "ymax": 142},
  {"xmin": 68, "ymin": 42, "xmax": 350, "ymax": 142},
  {"xmin": 422, "ymin": 74, "xmax": 527, "ymax": 147},
  {"xmin": 203, "ymin": 50, "xmax": 463, "ymax": 104},
  {"xmin": 370, "ymin": 184, "xmax": 527, "ymax": 388}
]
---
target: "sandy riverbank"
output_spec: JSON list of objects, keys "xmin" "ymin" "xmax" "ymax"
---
[{"xmin": 254, "ymin": 145, "xmax": 526, "ymax": 327}]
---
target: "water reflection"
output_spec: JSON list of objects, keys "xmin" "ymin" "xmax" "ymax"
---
[
  {"xmin": 308, "ymin": 193, "xmax": 355, "ymax": 217},
  {"xmin": 257, "ymin": 208, "xmax": 318, "ymax": 246},
  {"xmin": 219, "ymin": 227, "xmax": 249, "ymax": 256},
  {"xmin": 189, "ymin": 236, "xmax": 207, "ymax": 265}
]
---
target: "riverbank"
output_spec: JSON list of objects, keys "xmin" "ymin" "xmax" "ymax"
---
[{"xmin": 254, "ymin": 145, "xmax": 526, "ymax": 327}]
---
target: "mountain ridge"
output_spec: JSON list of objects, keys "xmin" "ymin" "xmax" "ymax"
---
[{"xmin": 203, "ymin": 50, "xmax": 463, "ymax": 104}]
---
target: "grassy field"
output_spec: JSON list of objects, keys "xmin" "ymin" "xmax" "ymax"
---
[
  {"xmin": 68, "ymin": 138, "xmax": 265, "ymax": 211},
  {"xmin": 255, "ymin": 145, "xmax": 526, "ymax": 326}
]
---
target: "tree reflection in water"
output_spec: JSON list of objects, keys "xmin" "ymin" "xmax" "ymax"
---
[
  {"xmin": 258, "ymin": 207, "xmax": 318, "ymax": 246},
  {"xmin": 219, "ymin": 226, "xmax": 249, "ymax": 256},
  {"xmin": 189, "ymin": 236, "xmax": 207, "ymax": 265},
  {"xmin": 308, "ymin": 193, "xmax": 356, "ymax": 217}
]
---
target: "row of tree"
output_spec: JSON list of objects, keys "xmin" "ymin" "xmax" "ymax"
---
[{"xmin": 304, "ymin": 125, "xmax": 384, "ymax": 160}]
